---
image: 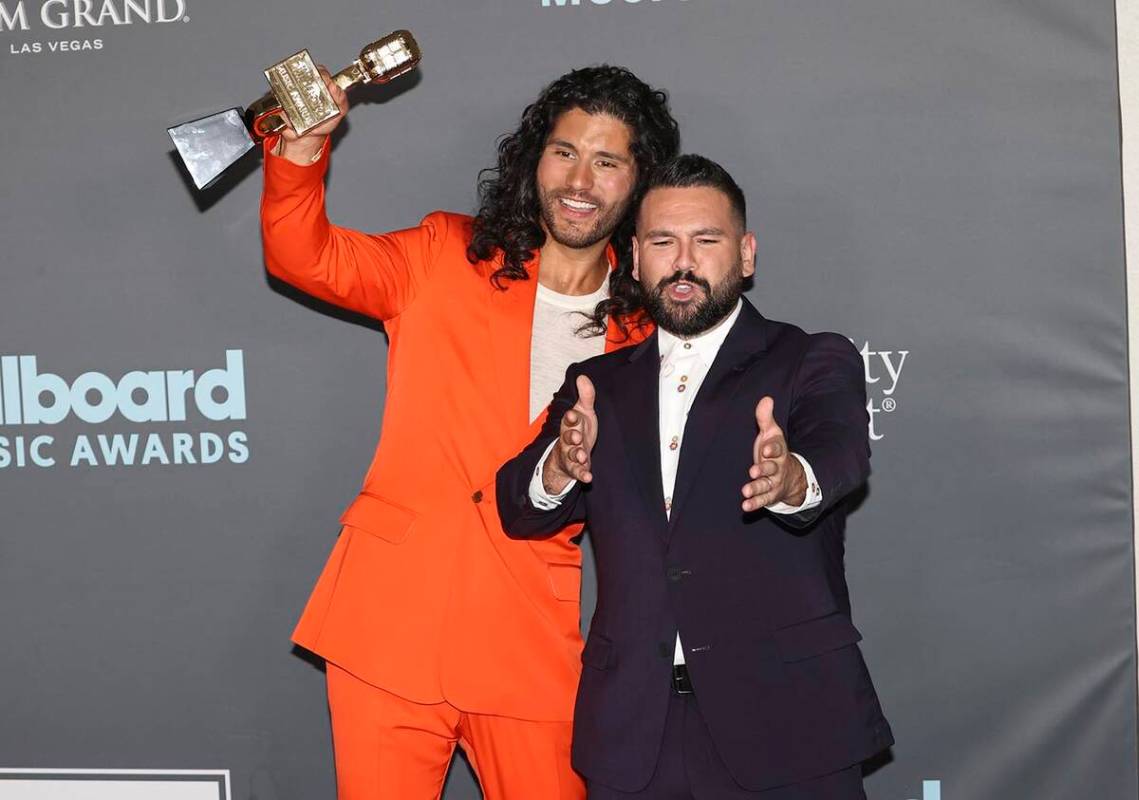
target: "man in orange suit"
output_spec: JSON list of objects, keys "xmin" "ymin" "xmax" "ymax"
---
[{"xmin": 259, "ymin": 65, "xmax": 680, "ymax": 798}]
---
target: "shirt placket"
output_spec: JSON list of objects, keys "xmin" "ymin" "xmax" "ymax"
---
[{"xmin": 661, "ymin": 345, "xmax": 704, "ymax": 518}]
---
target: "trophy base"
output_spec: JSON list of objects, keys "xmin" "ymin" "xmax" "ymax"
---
[{"xmin": 168, "ymin": 108, "xmax": 256, "ymax": 190}]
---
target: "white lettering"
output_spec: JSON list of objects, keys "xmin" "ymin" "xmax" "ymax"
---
[
  {"xmin": 40, "ymin": 0, "xmax": 68, "ymax": 28},
  {"xmin": 0, "ymin": 356, "xmax": 19, "ymax": 424},
  {"xmin": 98, "ymin": 432, "xmax": 139, "ymax": 465},
  {"xmin": 0, "ymin": 1, "xmax": 28, "ymax": 31},
  {"xmin": 155, "ymin": 0, "xmax": 183, "ymax": 23},
  {"xmin": 227, "ymin": 430, "xmax": 248, "ymax": 463},
  {"xmin": 140, "ymin": 431, "xmax": 170, "ymax": 465},
  {"xmin": 71, "ymin": 370, "xmax": 118, "ymax": 423},
  {"xmin": 20, "ymin": 356, "xmax": 68, "ymax": 424},
  {"xmin": 73, "ymin": 0, "xmax": 98, "ymax": 27},
  {"xmin": 122, "ymin": 0, "xmax": 149, "ymax": 21},
  {"xmin": 30, "ymin": 435, "xmax": 54, "ymax": 466},
  {"xmin": 94, "ymin": 0, "xmax": 122, "ymax": 25},
  {"xmin": 70, "ymin": 434, "xmax": 98, "ymax": 466},
  {"xmin": 200, "ymin": 431, "xmax": 223, "ymax": 464},
  {"xmin": 172, "ymin": 431, "xmax": 196, "ymax": 464},
  {"xmin": 0, "ymin": 351, "xmax": 245, "ymax": 426},
  {"xmin": 194, "ymin": 350, "xmax": 246, "ymax": 421},
  {"xmin": 879, "ymin": 350, "xmax": 908, "ymax": 397},
  {"xmin": 118, "ymin": 370, "xmax": 167, "ymax": 423}
]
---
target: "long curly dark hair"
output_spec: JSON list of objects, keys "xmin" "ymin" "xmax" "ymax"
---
[{"xmin": 467, "ymin": 65, "xmax": 680, "ymax": 340}]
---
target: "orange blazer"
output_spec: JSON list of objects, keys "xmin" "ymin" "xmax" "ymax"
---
[{"xmin": 260, "ymin": 141, "xmax": 649, "ymax": 721}]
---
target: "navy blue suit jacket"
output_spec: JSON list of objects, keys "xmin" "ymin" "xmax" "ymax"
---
[{"xmin": 497, "ymin": 300, "xmax": 893, "ymax": 792}]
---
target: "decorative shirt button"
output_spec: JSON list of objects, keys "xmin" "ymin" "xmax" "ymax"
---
[{"xmin": 471, "ymin": 490, "xmax": 483, "ymax": 503}]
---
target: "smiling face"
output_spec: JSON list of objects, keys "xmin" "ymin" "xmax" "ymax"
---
[
  {"xmin": 535, "ymin": 107, "xmax": 638, "ymax": 249},
  {"xmin": 633, "ymin": 185, "xmax": 756, "ymax": 337}
]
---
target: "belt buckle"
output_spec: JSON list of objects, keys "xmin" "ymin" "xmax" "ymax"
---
[{"xmin": 672, "ymin": 664, "xmax": 694, "ymax": 695}]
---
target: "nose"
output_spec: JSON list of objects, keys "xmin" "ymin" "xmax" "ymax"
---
[
  {"xmin": 674, "ymin": 238, "xmax": 698, "ymax": 273},
  {"xmin": 566, "ymin": 159, "xmax": 593, "ymax": 192}
]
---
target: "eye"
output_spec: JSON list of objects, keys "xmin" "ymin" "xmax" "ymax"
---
[
  {"xmin": 597, "ymin": 160, "xmax": 617, "ymax": 169},
  {"xmin": 696, "ymin": 238, "xmax": 721, "ymax": 246},
  {"xmin": 651, "ymin": 239, "xmax": 674, "ymax": 248}
]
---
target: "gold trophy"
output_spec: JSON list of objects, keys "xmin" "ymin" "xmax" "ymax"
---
[{"xmin": 169, "ymin": 31, "xmax": 422, "ymax": 190}]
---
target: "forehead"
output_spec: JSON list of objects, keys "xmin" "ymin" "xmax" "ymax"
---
[
  {"xmin": 547, "ymin": 107, "xmax": 634, "ymax": 154},
  {"xmin": 637, "ymin": 186, "xmax": 736, "ymax": 232}
]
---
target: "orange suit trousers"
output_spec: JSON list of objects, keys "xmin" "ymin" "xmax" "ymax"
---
[{"xmin": 327, "ymin": 663, "xmax": 582, "ymax": 799}]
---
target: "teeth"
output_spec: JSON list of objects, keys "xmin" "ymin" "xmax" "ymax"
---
[{"xmin": 561, "ymin": 198, "xmax": 598, "ymax": 210}]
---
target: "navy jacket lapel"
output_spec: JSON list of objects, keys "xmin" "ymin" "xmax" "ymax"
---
[
  {"xmin": 666, "ymin": 301, "xmax": 769, "ymax": 542},
  {"xmin": 611, "ymin": 334, "xmax": 668, "ymax": 530}
]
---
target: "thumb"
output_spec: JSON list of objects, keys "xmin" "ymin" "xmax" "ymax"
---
[
  {"xmin": 755, "ymin": 396, "xmax": 776, "ymax": 434},
  {"xmin": 576, "ymin": 374, "xmax": 596, "ymax": 413}
]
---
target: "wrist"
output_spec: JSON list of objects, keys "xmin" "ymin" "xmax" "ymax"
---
[
  {"xmin": 278, "ymin": 136, "xmax": 327, "ymax": 166},
  {"xmin": 542, "ymin": 458, "xmax": 572, "ymax": 496},
  {"xmin": 784, "ymin": 460, "xmax": 808, "ymax": 507}
]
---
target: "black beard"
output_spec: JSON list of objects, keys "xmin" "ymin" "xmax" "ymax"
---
[
  {"xmin": 642, "ymin": 265, "xmax": 745, "ymax": 337},
  {"xmin": 538, "ymin": 187, "xmax": 629, "ymax": 249}
]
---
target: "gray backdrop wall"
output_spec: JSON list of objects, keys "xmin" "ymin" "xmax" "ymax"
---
[{"xmin": 1, "ymin": 1, "xmax": 1134, "ymax": 798}]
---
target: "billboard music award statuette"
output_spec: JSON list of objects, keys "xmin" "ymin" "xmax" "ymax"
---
[{"xmin": 169, "ymin": 30, "xmax": 421, "ymax": 190}]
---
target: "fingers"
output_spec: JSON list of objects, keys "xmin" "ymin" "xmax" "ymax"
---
[
  {"xmin": 576, "ymin": 375, "xmax": 596, "ymax": 413},
  {"xmin": 762, "ymin": 439, "xmax": 785, "ymax": 460},
  {"xmin": 747, "ymin": 460, "xmax": 778, "ymax": 480},
  {"xmin": 557, "ymin": 440, "xmax": 593, "ymax": 483},
  {"xmin": 753, "ymin": 396, "xmax": 786, "ymax": 462},
  {"xmin": 317, "ymin": 64, "xmax": 349, "ymax": 116},
  {"xmin": 741, "ymin": 475, "xmax": 781, "ymax": 511},
  {"xmin": 741, "ymin": 475, "xmax": 774, "ymax": 500},
  {"xmin": 754, "ymin": 395, "xmax": 775, "ymax": 431}
]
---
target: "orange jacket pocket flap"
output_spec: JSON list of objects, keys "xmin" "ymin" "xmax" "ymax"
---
[{"xmin": 339, "ymin": 492, "xmax": 418, "ymax": 544}]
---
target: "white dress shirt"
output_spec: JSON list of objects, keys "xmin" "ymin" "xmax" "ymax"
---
[{"xmin": 529, "ymin": 300, "xmax": 822, "ymax": 665}]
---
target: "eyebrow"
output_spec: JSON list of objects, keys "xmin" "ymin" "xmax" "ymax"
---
[{"xmin": 547, "ymin": 139, "xmax": 631, "ymax": 164}]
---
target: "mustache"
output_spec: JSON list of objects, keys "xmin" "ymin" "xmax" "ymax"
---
[{"xmin": 655, "ymin": 270, "xmax": 712, "ymax": 294}]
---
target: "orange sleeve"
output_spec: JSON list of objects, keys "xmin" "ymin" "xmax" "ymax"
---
[{"xmin": 259, "ymin": 137, "xmax": 452, "ymax": 321}]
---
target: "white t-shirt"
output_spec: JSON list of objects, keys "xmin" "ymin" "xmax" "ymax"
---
[{"xmin": 528, "ymin": 279, "xmax": 610, "ymax": 422}]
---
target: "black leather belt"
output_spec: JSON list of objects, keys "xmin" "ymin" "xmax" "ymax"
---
[{"xmin": 672, "ymin": 664, "xmax": 694, "ymax": 695}]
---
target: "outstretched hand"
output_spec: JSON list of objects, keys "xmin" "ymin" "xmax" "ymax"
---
[
  {"xmin": 543, "ymin": 375, "xmax": 599, "ymax": 495},
  {"xmin": 741, "ymin": 396, "xmax": 806, "ymax": 512}
]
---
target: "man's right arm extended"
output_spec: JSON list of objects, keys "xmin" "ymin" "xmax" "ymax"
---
[
  {"xmin": 497, "ymin": 368, "xmax": 597, "ymax": 539},
  {"xmin": 260, "ymin": 66, "xmax": 446, "ymax": 322}
]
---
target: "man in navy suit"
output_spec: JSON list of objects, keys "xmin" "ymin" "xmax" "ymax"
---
[{"xmin": 497, "ymin": 155, "xmax": 893, "ymax": 798}]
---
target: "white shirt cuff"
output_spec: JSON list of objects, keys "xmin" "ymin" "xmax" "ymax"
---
[
  {"xmin": 528, "ymin": 440, "xmax": 577, "ymax": 510},
  {"xmin": 765, "ymin": 453, "xmax": 823, "ymax": 515}
]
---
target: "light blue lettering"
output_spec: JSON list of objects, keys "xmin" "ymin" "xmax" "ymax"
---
[{"xmin": 98, "ymin": 433, "xmax": 139, "ymax": 465}]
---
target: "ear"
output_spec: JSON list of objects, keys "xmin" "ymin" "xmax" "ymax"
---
[
  {"xmin": 740, "ymin": 232, "xmax": 757, "ymax": 278},
  {"xmin": 631, "ymin": 236, "xmax": 641, "ymax": 281}
]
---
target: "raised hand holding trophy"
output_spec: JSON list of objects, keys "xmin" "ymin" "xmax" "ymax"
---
[{"xmin": 169, "ymin": 30, "xmax": 421, "ymax": 190}]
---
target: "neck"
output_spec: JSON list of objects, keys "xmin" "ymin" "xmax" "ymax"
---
[{"xmin": 537, "ymin": 233, "xmax": 610, "ymax": 296}]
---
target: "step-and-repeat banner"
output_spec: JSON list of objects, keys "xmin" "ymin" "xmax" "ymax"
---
[{"xmin": 1, "ymin": 1, "xmax": 1134, "ymax": 798}]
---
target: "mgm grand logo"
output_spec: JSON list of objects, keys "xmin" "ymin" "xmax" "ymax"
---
[{"xmin": 2, "ymin": 0, "xmax": 187, "ymax": 54}]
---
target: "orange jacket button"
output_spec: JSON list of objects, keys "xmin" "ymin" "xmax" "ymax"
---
[{"xmin": 472, "ymin": 490, "xmax": 483, "ymax": 503}]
